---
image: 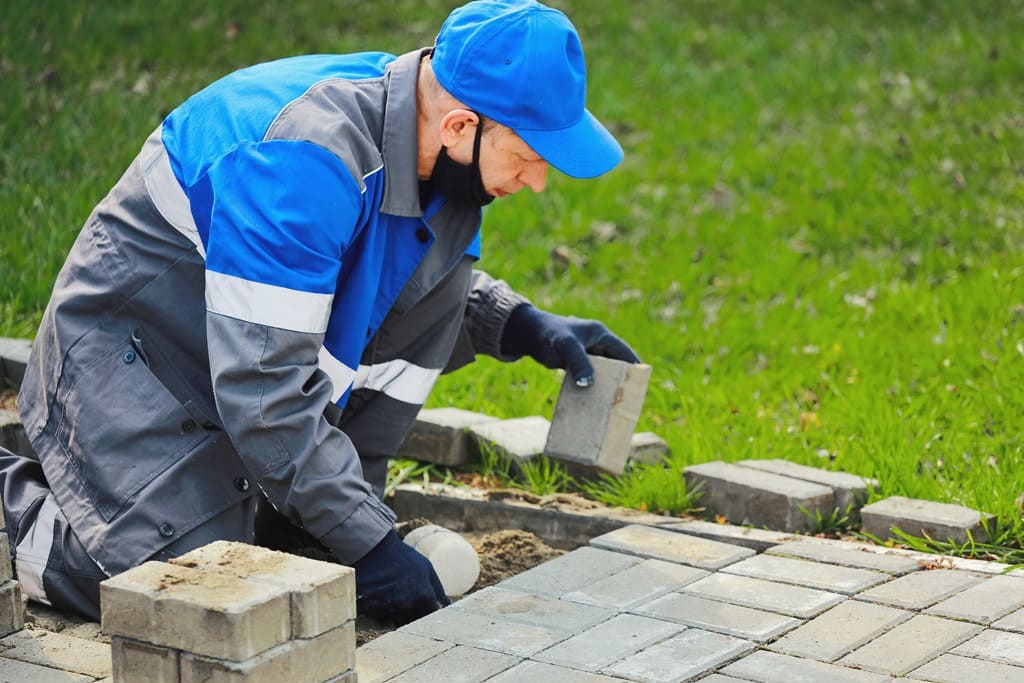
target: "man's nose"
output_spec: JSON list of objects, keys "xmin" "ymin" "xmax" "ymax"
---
[{"xmin": 523, "ymin": 160, "xmax": 549, "ymax": 193}]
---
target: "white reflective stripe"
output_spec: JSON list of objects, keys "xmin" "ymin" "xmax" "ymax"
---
[
  {"xmin": 141, "ymin": 129, "xmax": 206, "ymax": 258},
  {"xmin": 15, "ymin": 494, "xmax": 60, "ymax": 605},
  {"xmin": 206, "ymin": 271, "xmax": 332, "ymax": 334},
  {"xmin": 352, "ymin": 359, "xmax": 442, "ymax": 405},
  {"xmin": 318, "ymin": 346, "xmax": 358, "ymax": 403}
]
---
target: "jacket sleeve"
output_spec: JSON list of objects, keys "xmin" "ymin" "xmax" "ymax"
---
[
  {"xmin": 460, "ymin": 269, "xmax": 531, "ymax": 361},
  {"xmin": 199, "ymin": 140, "xmax": 394, "ymax": 564}
]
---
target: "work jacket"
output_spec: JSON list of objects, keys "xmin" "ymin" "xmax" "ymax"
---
[{"xmin": 18, "ymin": 49, "xmax": 528, "ymax": 576}]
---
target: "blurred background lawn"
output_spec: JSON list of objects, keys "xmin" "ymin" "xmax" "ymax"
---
[{"xmin": 2, "ymin": 1, "xmax": 1022, "ymax": 553}]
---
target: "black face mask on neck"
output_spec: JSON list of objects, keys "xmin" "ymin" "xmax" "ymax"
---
[{"xmin": 429, "ymin": 117, "xmax": 494, "ymax": 207}]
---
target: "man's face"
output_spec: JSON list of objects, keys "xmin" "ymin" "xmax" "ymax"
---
[{"xmin": 447, "ymin": 122, "xmax": 549, "ymax": 198}]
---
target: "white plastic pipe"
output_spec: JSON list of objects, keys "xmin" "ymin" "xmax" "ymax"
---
[{"xmin": 403, "ymin": 524, "xmax": 481, "ymax": 597}]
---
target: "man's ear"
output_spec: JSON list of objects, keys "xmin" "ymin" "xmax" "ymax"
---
[{"xmin": 438, "ymin": 109, "xmax": 480, "ymax": 147}]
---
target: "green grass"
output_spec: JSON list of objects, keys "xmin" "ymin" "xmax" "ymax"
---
[{"xmin": 3, "ymin": 2, "xmax": 1023, "ymax": 555}]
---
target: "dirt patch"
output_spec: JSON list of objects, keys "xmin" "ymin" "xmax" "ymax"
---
[{"xmin": 0, "ymin": 390, "xmax": 16, "ymax": 411}]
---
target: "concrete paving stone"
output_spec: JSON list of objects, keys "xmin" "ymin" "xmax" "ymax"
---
[
  {"xmin": 0, "ymin": 337, "xmax": 31, "ymax": 390},
  {"xmin": 924, "ymin": 573, "xmax": 1024, "ymax": 623},
  {"xmin": 563, "ymin": 559, "xmax": 709, "ymax": 610},
  {"xmin": 906, "ymin": 653, "xmax": 1024, "ymax": 683},
  {"xmin": 720, "ymin": 650, "xmax": 894, "ymax": 683},
  {"xmin": 355, "ymin": 631, "xmax": 453, "ymax": 683},
  {"xmin": 721, "ymin": 553, "xmax": 890, "ymax": 595},
  {"xmin": 169, "ymin": 540, "xmax": 355, "ymax": 638},
  {"xmin": 860, "ymin": 495, "xmax": 994, "ymax": 544},
  {"xmin": 111, "ymin": 637, "xmax": 180, "ymax": 683},
  {"xmin": 0, "ymin": 657, "xmax": 92, "ymax": 683},
  {"xmin": 629, "ymin": 432, "xmax": 670, "ymax": 466},
  {"xmin": 400, "ymin": 608, "xmax": 566, "ymax": 658},
  {"xmin": 100, "ymin": 560, "xmax": 291, "ymax": 662},
  {"xmin": 769, "ymin": 600, "xmax": 912, "ymax": 661},
  {"xmin": 684, "ymin": 572, "xmax": 845, "ymax": 619},
  {"xmin": 0, "ymin": 628, "xmax": 112, "ymax": 679},
  {"xmin": 854, "ymin": 569, "xmax": 985, "ymax": 610},
  {"xmin": 0, "ymin": 410, "xmax": 34, "ymax": 460},
  {"xmin": 0, "ymin": 580, "xmax": 23, "ymax": 637},
  {"xmin": 544, "ymin": 356, "xmax": 652, "ymax": 475},
  {"xmin": 838, "ymin": 614, "xmax": 980, "ymax": 675},
  {"xmin": 589, "ymin": 525, "xmax": 755, "ymax": 571},
  {"xmin": 386, "ymin": 645, "xmax": 520, "ymax": 682},
  {"xmin": 533, "ymin": 613, "xmax": 682, "ymax": 672},
  {"xmin": 993, "ymin": 606, "xmax": 1024, "ymax": 634},
  {"xmin": 765, "ymin": 538, "xmax": 922, "ymax": 575},
  {"xmin": 735, "ymin": 459, "xmax": 876, "ymax": 514},
  {"xmin": 636, "ymin": 593, "xmax": 801, "ymax": 643},
  {"xmin": 396, "ymin": 408, "xmax": 499, "ymax": 466},
  {"xmin": 951, "ymin": 628, "xmax": 1024, "ymax": 667},
  {"xmin": 0, "ymin": 536, "xmax": 11, "ymax": 583},
  {"xmin": 500, "ymin": 547, "xmax": 642, "ymax": 597},
  {"xmin": 683, "ymin": 461, "xmax": 835, "ymax": 533},
  {"xmin": 453, "ymin": 586, "xmax": 615, "ymax": 633},
  {"xmin": 324, "ymin": 671, "xmax": 358, "ymax": 683},
  {"xmin": 179, "ymin": 620, "xmax": 356, "ymax": 683},
  {"xmin": 696, "ymin": 676, "xmax": 752, "ymax": 683},
  {"xmin": 603, "ymin": 628, "xmax": 756, "ymax": 683},
  {"xmin": 469, "ymin": 416, "xmax": 550, "ymax": 465},
  {"xmin": 659, "ymin": 520, "xmax": 800, "ymax": 553},
  {"xmin": 488, "ymin": 660, "xmax": 628, "ymax": 682}
]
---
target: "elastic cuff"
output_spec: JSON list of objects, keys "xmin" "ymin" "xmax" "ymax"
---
[
  {"xmin": 470, "ymin": 282, "xmax": 530, "ymax": 361},
  {"xmin": 320, "ymin": 494, "xmax": 397, "ymax": 565}
]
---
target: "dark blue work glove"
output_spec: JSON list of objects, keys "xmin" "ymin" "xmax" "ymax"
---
[
  {"xmin": 353, "ymin": 529, "xmax": 450, "ymax": 625},
  {"xmin": 500, "ymin": 304, "xmax": 641, "ymax": 387}
]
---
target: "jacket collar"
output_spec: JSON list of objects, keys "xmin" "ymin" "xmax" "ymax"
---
[{"xmin": 379, "ymin": 49, "xmax": 430, "ymax": 218}]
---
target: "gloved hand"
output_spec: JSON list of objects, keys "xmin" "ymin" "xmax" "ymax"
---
[
  {"xmin": 500, "ymin": 304, "xmax": 641, "ymax": 387},
  {"xmin": 353, "ymin": 529, "xmax": 450, "ymax": 625}
]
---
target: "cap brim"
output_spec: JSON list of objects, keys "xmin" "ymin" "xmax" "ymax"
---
[{"xmin": 516, "ymin": 109, "xmax": 623, "ymax": 179}]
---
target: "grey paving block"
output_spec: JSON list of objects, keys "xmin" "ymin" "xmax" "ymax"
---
[
  {"xmin": 697, "ymin": 676, "xmax": 752, "ymax": 683},
  {"xmin": 951, "ymin": 629, "xmax": 1024, "ymax": 667},
  {"xmin": 395, "ymin": 408, "xmax": 499, "ymax": 466},
  {"xmin": 735, "ymin": 459, "xmax": 875, "ymax": 514},
  {"xmin": 488, "ymin": 660, "xmax": 628, "ymax": 682},
  {"xmin": 400, "ymin": 608, "xmax": 566, "ymax": 658},
  {"xmin": 0, "ymin": 657, "xmax": 92, "ymax": 683},
  {"xmin": 544, "ymin": 356, "xmax": 652, "ymax": 475},
  {"xmin": 854, "ymin": 569, "xmax": 985, "ymax": 610},
  {"xmin": 838, "ymin": 614, "xmax": 980, "ymax": 675},
  {"xmin": 660, "ymin": 520, "xmax": 800, "ymax": 553},
  {"xmin": 0, "ymin": 536, "xmax": 11, "ymax": 582},
  {"xmin": 453, "ymin": 586, "xmax": 615, "ymax": 633},
  {"xmin": 721, "ymin": 553, "xmax": 890, "ymax": 595},
  {"xmin": 381, "ymin": 645, "xmax": 520, "ymax": 683},
  {"xmin": 500, "ymin": 547, "xmax": 641, "ymax": 597},
  {"xmin": 860, "ymin": 495, "xmax": 994, "ymax": 544},
  {"xmin": 603, "ymin": 628, "xmax": 755, "ymax": 683},
  {"xmin": 924, "ymin": 573, "xmax": 1024, "ymax": 623},
  {"xmin": 629, "ymin": 432, "xmax": 670, "ymax": 465},
  {"xmin": 0, "ymin": 579, "xmax": 23, "ymax": 637},
  {"xmin": 721, "ymin": 650, "xmax": 894, "ymax": 683},
  {"xmin": 589, "ymin": 524, "xmax": 755, "ymax": 570},
  {"xmin": 769, "ymin": 600, "xmax": 912, "ymax": 661},
  {"xmin": 683, "ymin": 461, "xmax": 835, "ymax": 532},
  {"xmin": 469, "ymin": 416, "xmax": 550, "ymax": 465},
  {"xmin": 636, "ymin": 592, "xmax": 801, "ymax": 643},
  {"xmin": 563, "ymin": 559, "xmax": 709, "ymax": 610},
  {"xmin": 0, "ymin": 337, "xmax": 31, "ymax": 390},
  {"xmin": 0, "ymin": 629, "xmax": 112, "ymax": 679},
  {"xmin": 111, "ymin": 637, "xmax": 180, "ymax": 683},
  {"xmin": 766, "ymin": 538, "xmax": 922, "ymax": 575},
  {"xmin": 533, "ymin": 614, "xmax": 682, "ymax": 672},
  {"xmin": 355, "ymin": 631, "xmax": 453, "ymax": 683},
  {"xmin": 684, "ymin": 572, "xmax": 845, "ymax": 619},
  {"xmin": 906, "ymin": 653, "xmax": 1024, "ymax": 683},
  {"xmin": 993, "ymin": 606, "xmax": 1024, "ymax": 634},
  {"xmin": 0, "ymin": 409, "xmax": 34, "ymax": 459}
]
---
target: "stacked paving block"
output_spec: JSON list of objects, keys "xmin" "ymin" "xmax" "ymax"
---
[
  {"xmin": 101, "ymin": 540, "xmax": 355, "ymax": 683},
  {"xmin": 0, "ymin": 337, "xmax": 32, "ymax": 391},
  {"xmin": 0, "ymin": 504, "xmax": 23, "ymax": 637},
  {"xmin": 861, "ymin": 495, "xmax": 995, "ymax": 544},
  {"xmin": 395, "ymin": 408, "xmax": 498, "ymax": 466}
]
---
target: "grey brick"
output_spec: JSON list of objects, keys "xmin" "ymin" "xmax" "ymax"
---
[
  {"xmin": 683, "ymin": 461, "xmax": 835, "ymax": 533},
  {"xmin": 0, "ymin": 629, "xmax": 112, "ymax": 679},
  {"xmin": 735, "ymin": 459, "xmax": 875, "ymax": 513},
  {"xmin": 993, "ymin": 606, "xmax": 1024, "ymax": 634},
  {"xmin": 697, "ymin": 676, "xmax": 753, "ymax": 683},
  {"xmin": 396, "ymin": 408, "xmax": 498, "ymax": 466},
  {"xmin": 0, "ymin": 536, "xmax": 11, "ymax": 582},
  {"xmin": 604, "ymin": 628, "xmax": 755, "ymax": 683},
  {"xmin": 721, "ymin": 650, "xmax": 894, "ymax": 682},
  {"xmin": 838, "ymin": 614, "xmax": 980, "ymax": 675},
  {"xmin": 951, "ymin": 629, "xmax": 1024, "ymax": 667},
  {"xmin": 907, "ymin": 653, "xmax": 1024, "ymax": 683},
  {"xmin": 589, "ymin": 525, "xmax": 755, "ymax": 570},
  {"xmin": 684, "ymin": 572, "xmax": 845, "ymax": 619},
  {"xmin": 636, "ymin": 592, "xmax": 801, "ymax": 643},
  {"xmin": 0, "ymin": 337, "xmax": 31, "ymax": 390},
  {"xmin": 0, "ymin": 658, "xmax": 92, "ymax": 683},
  {"xmin": 860, "ymin": 495, "xmax": 994, "ymax": 544},
  {"xmin": 355, "ymin": 631, "xmax": 453, "ymax": 683},
  {"xmin": 0, "ymin": 410, "xmax": 34, "ymax": 459},
  {"xmin": 544, "ymin": 356, "xmax": 652, "ymax": 475},
  {"xmin": 488, "ymin": 660, "xmax": 628, "ymax": 682},
  {"xmin": 111, "ymin": 637, "xmax": 180, "ymax": 683},
  {"xmin": 564, "ymin": 559, "xmax": 709, "ymax": 610},
  {"xmin": 766, "ymin": 538, "xmax": 921, "ymax": 575},
  {"xmin": 533, "ymin": 614, "xmax": 682, "ymax": 672},
  {"xmin": 453, "ymin": 586, "xmax": 615, "ymax": 633},
  {"xmin": 500, "ymin": 547, "xmax": 641, "ymax": 597},
  {"xmin": 387, "ymin": 645, "xmax": 519, "ymax": 682},
  {"xmin": 469, "ymin": 417, "xmax": 550, "ymax": 465},
  {"xmin": 769, "ymin": 600, "xmax": 912, "ymax": 661},
  {"xmin": 400, "ymin": 608, "xmax": 566, "ymax": 658},
  {"xmin": 660, "ymin": 520, "xmax": 800, "ymax": 553},
  {"xmin": 0, "ymin": 580, "xmax": 23, "ymax": 637},
  {"xmin": 721, "ymin": 553, "xmax": 890, "ymax": 595},
  {"xmin": 924, "ymin": 574, "xmax": 1024, "ymax": 623},
  {"xmin": 855, "ymin": 569, "xmax": 985, "ymax": 610},
  {"xmin": 629, "ymin": 432, "xmax": 670, "ymax": 466}
]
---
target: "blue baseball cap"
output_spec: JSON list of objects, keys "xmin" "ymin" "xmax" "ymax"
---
[{"xmin": 431, "ymin": 0, "xmax": 623, "ymax": 179}]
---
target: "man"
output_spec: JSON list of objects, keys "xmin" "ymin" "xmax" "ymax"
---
[{"xmin": 0, "ymin": 0, "xmax": 638, "ymax": 626}]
